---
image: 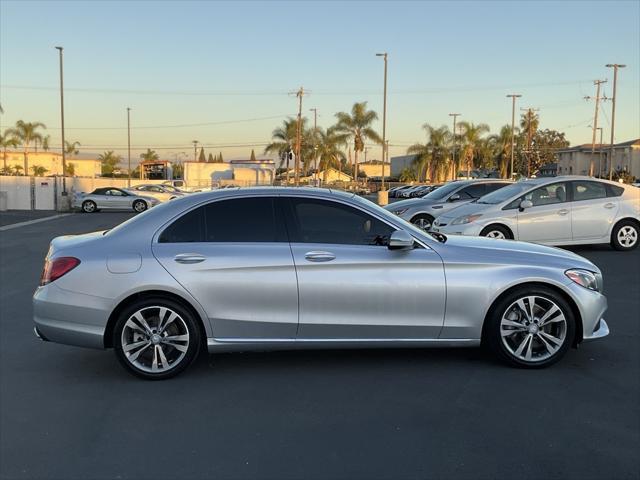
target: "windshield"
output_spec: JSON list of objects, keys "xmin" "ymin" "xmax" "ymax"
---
[
  {"xmin": 423, "ymin": 182, "xmax": 464, "ymax": 200},
  {"xmin": 477, "ymin": 181, "xmax": 539, "ymax": 204}
]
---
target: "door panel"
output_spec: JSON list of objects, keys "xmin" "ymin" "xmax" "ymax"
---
[
  {"xmin": 153, "ymin": 242, "xmax": 299, "ymax": 338},
  {"xmin": 516, "ymin": 182, "xmax": 571, "ymax": 242},
  {"xmin": 570, "ymin": 181, "xmax": 618, "ymax": 240},
  {"xmin": 290, "ymin": 244, "xmax": 446, "ymax": 339}
]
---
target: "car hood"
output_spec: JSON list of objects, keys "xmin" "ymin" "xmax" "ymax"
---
[
  {"xmin": 436, "ymin": 233, "xmax": 598, "ymax": 272},
  {"xmin": 435, "ymin": 201, "xmax": 492, "ymax": 222},
  {"xmin": 385, "ymin": 197, "xmax": 443, "ymax": 212}
]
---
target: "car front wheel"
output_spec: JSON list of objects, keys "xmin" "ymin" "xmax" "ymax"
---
[
  {"xmin": 485, "ymin": 286, "xmax": 575, "ymax": 368},
  {"xmin": 411, "ymin": 214, "xmax": 434, "ymax": 231},
  {"xmin": 114, "ymin": 298, "xmax": 201, "ymax": 380},
  {"xmin": 480, "ymin": 224, "xmax": 511, "ymax": 239},
  {"xmin": 133, "ymin": 200, "xmax": 147, "ymax": 213},
  {"xmin": 82, "ymin": 200, "xmax": 97, "ymax": 213},
  {"xmin": 611, "ymin": 220, "xmax": 638, "ymax": 251}
]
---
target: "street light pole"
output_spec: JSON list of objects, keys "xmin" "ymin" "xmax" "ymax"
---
[
  {"xmin": 597, "ymin": 127, "xmax": 604, "ymax": 178},
  {"xmin": 55, "ymin": 46, "xmax": 67, "ymax": 195},
  {"xmin": 310, "ymin": 107, "xmax": 318, "ymax": 182},
  {"xmin": 506, "ymin": 94, "xmax": 522, "ymax": 179},
  {"xmin": 376, "ymin": 53, "xmax": 388, "ymax": 194},
  {"xmin": 606, "ymin": 64, "xmax": 626, "ymax": 180},
  {"xmin": 127, "ymin": 107, "xmax": 131, "ymax": 187},
  {"xmin": 448, "ymin": 113, "xmax": 460, "ymax": 180}
]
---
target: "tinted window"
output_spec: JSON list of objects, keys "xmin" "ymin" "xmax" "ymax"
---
[
  {"xmin": 606, "ymin": 184, "xmax": 625, "ymax": 197},
  {"xmin": 286, "ymin": 198, "xmax": 394, "ymax": 246},
  {"xmin": 572, "ymin": 181, "xmax": 607, "ymax": 201},
  {"xmin": 423, "ymin": 181, "xmax": 466, "ymax": 200},
  {"xmin": 485, "ymin": 182, "xmax": 509, "ymax": 193},
  {"xmin": 159, "ymin": 207, "xmax": 204, "ymax": 243},
  {"xmin": 159, "ymin": 197, "xmax": 284, "ymax": 243},
  {"xmin": 204, "ymin": 197, "xmax": 283, "ymax": 242},
  {"xmin": 456, "ymin": 184, "xmax": 486, "ymax": 199},
  {"xmin": 525, "ymin": 183, "xmax": 567, "ymax": 206},
  {"xmin": 106, "ymin": 189, "xmax": 126, "ymax": 196}
]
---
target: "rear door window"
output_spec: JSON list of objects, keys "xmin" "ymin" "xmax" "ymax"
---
[{"xmin": 571, "ymin": 181, "xmax": 607, "ymax": 202}]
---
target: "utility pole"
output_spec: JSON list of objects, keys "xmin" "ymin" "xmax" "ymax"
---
[
  {"xmin": 506, "ymin": 94, "xmax": 521, "ymax": 179},
  {"xmin": 597, "ymin": 127, "xmax": 604, "ymax": 178},
  {"xmin": 309, "ymin": 107, "xmax": 318, "ymax": 181},
  {"xmin": 521, "ymin": 107, "xmax": 539, "ymax": 178},
  {"xmin": 606, "ymin": 64, "xmax": 626, "ymax": 180},
  {"xmin": 294, "ymin": 87, "xmax": 305, "ymax": 186},
  {"xmin": 192, "ymin": 140, "xmax": 198, "ymax": 162},
  {"xmin": 376, "ymin": 52, "xmax": 388, "ymax": 196},
  {"xmin": 584, "ymin": 79, "xmax": 607, "ymax": 176},
  {"xmin": 55, "ymin": 46, "xmax": 67, "ymax": 196},
  {"xmin": 448, "ymin": 113, "xmax": 460, "ymax": 180},
  {"xmin": 127, "ymin": 107, "xmax": 131, "ymax": 187}
]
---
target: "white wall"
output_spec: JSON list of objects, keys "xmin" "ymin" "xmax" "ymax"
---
[{"xmin": 0, "ymin": 176, "xmax": 31, "ymax": 209}]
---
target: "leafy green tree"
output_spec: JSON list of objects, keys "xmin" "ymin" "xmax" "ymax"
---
[
  {"xmin": 334, "ymin": 102, "xmax": 381, "ymax": 180},
  {"xmin": 399, "ymin": 167, "xmax": 417, "ymax": 182},
  {"xmin": 208, "ymin": 153, "xmax": 214, "ymax": 163},
  {"xmin": 198, "ymin": 147, "xmax": 206, "ymax": 162},
  {"xmin": 99, "ymin": 150, "xmax": 122, "ymax": 176},
  {"xmin": 12, "ymin": 164, "xmax": 23, "ymax": 175},
  {"xmin": 65, "ymin": 163, "xmax": 76, "ymax": 176},
  {"xmin": 217, "ymin": 152, "xmax": 224, "ymax": 163},
  {"xmin": 31, "ymin": 164, "xmax": 48, "ymax": 176},
  {"xmin": 250, "ymin": 149, "xmax": 256, "ymax": 162},
  {"xmin": 7, "ymin": 120, "xmax": 47, "ymax": 174},
  {"xmin": 42, "ymin": 135, "xmax": 50, "ymax": 152},
  {"xmin": 530, "ymin": 128, "xmax": 569, "ymax": 174},
  {"xmin": 1, "ymin": 129, "xmax": 19, "ymax": 172}
]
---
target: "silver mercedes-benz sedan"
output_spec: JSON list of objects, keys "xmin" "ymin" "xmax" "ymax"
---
[
  {"xmin": 73, "ymin": 187, "xmax": 159, "ymax": 213},
  {"xmin": 34, "ymin": 187, "xmax": 609, "ymax": 379}
]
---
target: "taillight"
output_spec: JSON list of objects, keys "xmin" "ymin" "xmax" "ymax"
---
[{"xmin": 40, "ymin": 257, "xmax": 81, "ymax": 286}]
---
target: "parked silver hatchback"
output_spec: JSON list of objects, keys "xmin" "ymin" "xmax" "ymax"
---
[{"xmin": 34, "ymin": 187, "xmax": 608, "ymax": 379}]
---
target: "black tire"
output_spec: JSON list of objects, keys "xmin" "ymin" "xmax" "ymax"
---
[
  {"xmin": 113, "ymin": 297, "xmax": 202, "ymax": 380},
  {"xmin": 82, "ymin": 200, "xmax": 97, "ymax": 213},
  {"xmin": 480, "ymin": 224, "xmax": 511, "ymax": 240},
  {"xmin": 132, "ymin": 200, "xmax": 147, "ymax": 213},
  {"xmin": 410, "ymin": 214, "xmax": 435, "ymax": 231},
  {"xmin": 484, "ymin": 285, "xmax": 575, "ymax": 368},
  {"xmin": 611, "ymin": 220, "xmax": 639, "ymax": 251}
]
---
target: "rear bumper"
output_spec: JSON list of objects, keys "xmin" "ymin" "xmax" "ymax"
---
[{"xmin": 33, "ymin": 283, "xmax": 111, "ymax": 349}]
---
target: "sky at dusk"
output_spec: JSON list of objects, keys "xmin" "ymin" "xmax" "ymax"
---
[{"xmin": 1, "ymin": 0, "xmax": 639, "ymax": 163}]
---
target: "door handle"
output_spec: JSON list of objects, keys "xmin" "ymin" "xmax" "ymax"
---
[
  {"xmin": 174, "ymin": 253, "xmax": 206, "ymax": 264},
  {"xmin": 304, "ymin": 251, "xmax": 336, "ymax": 262},
  {"xmin": 604, "ymin": 203, "xmax": 615, "ymax": 209},
  {"xmin": 557, "ymin": 209, "xmax": 569, "ymax": 216}
]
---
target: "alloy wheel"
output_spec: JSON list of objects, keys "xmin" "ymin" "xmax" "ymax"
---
[
  {"xmin": 412, "ymin": 217, "xmax": 432, "ymax": 230},
  {"xmin": 485, "ymin": 230, "xmax": 506, "ymax": 239},
  {"xmin": 500, "ymin": 295, "xmax": 567, "ymax": 363},
  {"xmin": 134, "ymin": 201, "xmax": 147, "ymax": 212},
  {"xmin": 617, "ymin": 225, "xmax": 638, "ymax": 248},
  {"xmin": 120, "ymin": 306, "xmax": 190, "ymax": 373}
]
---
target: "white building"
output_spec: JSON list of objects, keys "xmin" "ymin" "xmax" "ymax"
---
[
  {"xmin": 183, "ymin": 159, "xmax": 275, "ymax": 188},
  {"xmin": 556, "ymin": 139, "xmax": 639, "ymax": 178},
  {"xmin": 1, "ymin": 151, "xmax": 102, "ymax": 177}
]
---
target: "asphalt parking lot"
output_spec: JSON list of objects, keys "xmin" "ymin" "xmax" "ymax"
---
[{"xmin": 1, "ymin": 212, "xmax": 638, "ymax": 480}]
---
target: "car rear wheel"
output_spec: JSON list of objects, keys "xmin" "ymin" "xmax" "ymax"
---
[
  {"xmin": 411, "ymin": 214, "xmax": 434, "ymax": 231},
  {"xmin": 133, "ymin": 200, "xmax": 147, "ymax": 213},
  {"xmin": 114, "ymin": 298, "xmax": 201, "ymax": 380},
  {"xmin": 480, "ymin": 224, "xmax": 510, "ymax": 239},
  {"xmin": 611, "ymin": 220, "xmax": 638, "ymax": 251},
  {"xmin": 82, "ymin": 200, "xmax": 97, "ymax": 213},
  {"xmin": 485, "ymin": 286, "xmax": 575, "ymax": 368}
]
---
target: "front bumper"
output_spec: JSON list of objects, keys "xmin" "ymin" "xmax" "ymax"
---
[
  {"xmin": 563, "ymin": 281, "xmax": 609, "ymax": 343},
  {"xmin": 33, "ymin": 283, "xmax": 111, "ymax": 349},
  {"xmin": 431, "ymin": 221, "xmax": 484, "ymax": 236}
]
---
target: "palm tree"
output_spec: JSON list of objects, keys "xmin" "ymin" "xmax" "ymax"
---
[
  {"xmin": 64, "ymin": 140, "xmax": 81, "ymax": 157},
  {"xmin": 493, "ymin": 125, "xmax": 514, "ymax": 178},
  {"xmin": 65, "ymin": 163, "xmax": 76, "ymax": 176},
  {"xmin": 42, "ymin": 135, "xmax": 51, "ymax": 152},
  {"xmin": 12, "ymin": 164, "xmax": 23, "ymax": 175},
  {"xmin": 31, "ymin": 165, "xmax": 48, "ymax": 176},
  {"xmin": 314, "ymin": 127, "xmax": 348, "ymax": 182},
  {"xmin": 407, "ymin": 124, "xmax": 451, "ymax": 182},
  {"xmin": 0, "ymin": 129, "xmax": 19, "ymax": 172},
  {"xmin": 98, "ymin": 150, "xmax": 122, "ymax": 176},
  {"xmin": 265, "ymin": 118, "xmax": 312, "ymax": 179},
  {"xmin": 334, "ymin": 102, "xmax": 382, "ymax": 181},
  {"xmin": 458, "ymin": 121, "xmax": 490, "ymax": 177},
  {"xmin": 7, "ymin": 120, "xmax": 47, "ymax": 174}
]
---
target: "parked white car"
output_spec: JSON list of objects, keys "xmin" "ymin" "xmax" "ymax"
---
[
  {"xmin": 431, "ymin": 176, "xmax": 640, "ymax": 251},
  {"xmin": 126, "ymin": 184, "xmax": 187, "ymax": 202}
]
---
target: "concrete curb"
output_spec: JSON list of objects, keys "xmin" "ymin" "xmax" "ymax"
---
[{"xmin": 0, "ymin": 214, "xmax": 72, "ymax": 232}]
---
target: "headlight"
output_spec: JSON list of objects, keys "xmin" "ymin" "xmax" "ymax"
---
[
  {"xmin": 451, "ymin": 214, "xmax": 483, "ymax": 225},
  {"xmin": 393, "ymin": 208, "xmax": 409, "ymax": 215},
  {"xmin": 565, "ymin": 269, "xmax": 601, "ymax": 292}
]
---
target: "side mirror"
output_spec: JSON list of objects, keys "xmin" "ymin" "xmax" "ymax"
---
[
  {"xmin": 388, "ymin": 230, "xmax": 415, "ymax": 250},
  {"xmin": 448, "ymin": 193, "xmax": 461, "ymax": 202},
  {"xmin": 519, "ymin": 199, "xmax": 533, "ymax": 211}
]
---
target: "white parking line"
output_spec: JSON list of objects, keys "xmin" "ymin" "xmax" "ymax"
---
[{"xmin": 0, "ymin": 214, "xmax": 72, "ymax": 232}]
